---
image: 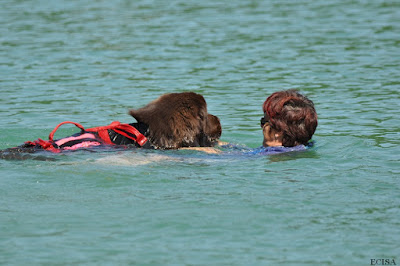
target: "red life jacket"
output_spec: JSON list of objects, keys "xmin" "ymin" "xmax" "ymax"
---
[{"xmin": 24, "ymin": 121, "xmax": 148, "ymax": 153}]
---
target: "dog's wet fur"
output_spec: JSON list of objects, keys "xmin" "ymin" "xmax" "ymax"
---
[{"xmin": 129, "ymin": 92, "xmax": 221, "ymax": 149}]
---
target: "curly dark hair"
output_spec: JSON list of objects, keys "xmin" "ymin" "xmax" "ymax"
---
[{"xmin": 262, "ymin": 90, "xmax": 318, "ymax": 147}]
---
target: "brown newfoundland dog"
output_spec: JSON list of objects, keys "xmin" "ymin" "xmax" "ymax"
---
[
  {"xmin": 0, "ymin": 92, "xmax": 221, "ymax": 160},
  {"xmin": 129, "ymin": 92, "xmax": 222, "ymax": 149}
]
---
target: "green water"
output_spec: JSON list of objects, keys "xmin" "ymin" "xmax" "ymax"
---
[{"xmin": 1, "ymin": 0, "xmax": 399, "ymax": 265}]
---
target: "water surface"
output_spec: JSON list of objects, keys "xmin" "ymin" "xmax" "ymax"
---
[{"xmin": 1, "ymin": 0, "xmax": 399, "ymax": 265}]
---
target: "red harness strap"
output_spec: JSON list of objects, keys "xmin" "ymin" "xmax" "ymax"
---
[
  {"xmin": 86, "ymin": 121, "xmax": 148, "ymax": 147},
  {"xmin": 49, "ymin": 121, "xmax": 85, "ymax": 142},
  {"xmin": 24, "ymin": 138, "xmax": 62, "ymax": 153},
  {"xmin": 25, "ymin": 121, "xmax": 148, "ymax": 153}
]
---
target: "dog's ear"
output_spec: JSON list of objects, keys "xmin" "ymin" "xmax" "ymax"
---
[
  {"xmin": 128, "ymin": 109, "xmax": 147, "ymax": 123},
  {"xmin": 194, "ymin": 113, "xmax": 222, "ymax": 147},
  {"xmin": 205, "ymin": 114, "xmax": 222, "ymax": 141},
  {"xmin": 129, "ymin": 96, "xmax": 162, "ymax": 123},
  {"xmin": 128, "ymin": 109, "xmax": 140, "ymax": 122}
]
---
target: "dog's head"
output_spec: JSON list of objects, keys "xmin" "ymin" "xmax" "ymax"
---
[
  {"xmin": 129, "ymin": 92, "xmax": 221, "ymax": 149},
  {"xmin": 198, "ymin": 114, "xmax": 222, "ymax": 146}
]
